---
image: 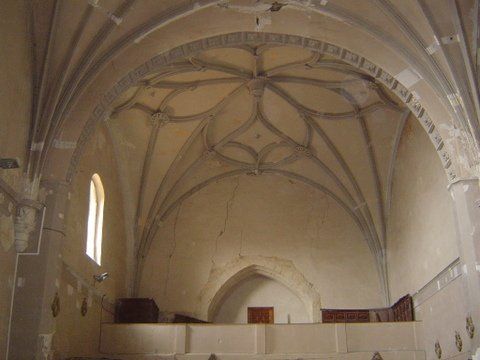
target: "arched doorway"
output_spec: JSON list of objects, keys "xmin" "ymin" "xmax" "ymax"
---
[
  {"xmin": 213, "ymin": 274, "xmax": 310, "ymax": 324},
  {"xmin": 197, "ymin": 255, "xmax": 322, "ymax": 322}
]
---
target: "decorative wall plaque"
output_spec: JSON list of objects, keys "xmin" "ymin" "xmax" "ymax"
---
[
  {"xmin": 454, "ymin": 331, "xmax": 462, "ymax": 352},
  {"xmin": 51, "ymin": 292, "xmax": 60, "ymax": 318},
  {"xmin": 81, "ymin": 297, "xmax": 88, "ymax": 317},
  {"xmin": 434, "ymin": 340, "xmax": 442, "ymax": 359},
  {"xmin": 466, "ymin": 316, "xmax": 475, "ymax": 339}
]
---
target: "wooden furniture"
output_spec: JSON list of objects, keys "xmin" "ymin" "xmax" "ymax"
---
[
  {"xmin": 248, "ymin": 307, "xmax": 274, "ymax": 324},
  {"xmin": 321, "ymin": 294, "xmax": 414, "ymax": 323},
  {"xmin": 115, "ymin": 298, "xmax": 159, "ymax": 323}
]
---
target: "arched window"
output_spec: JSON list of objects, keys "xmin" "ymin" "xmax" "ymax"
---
[{"xmin": 86, "ymin": 173, "xmax": 104, "ymax": 265}]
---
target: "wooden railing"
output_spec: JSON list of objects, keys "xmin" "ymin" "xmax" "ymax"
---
[{"xmin": 321, "ymin": 294, "xmax": 414, "ymax": 323}]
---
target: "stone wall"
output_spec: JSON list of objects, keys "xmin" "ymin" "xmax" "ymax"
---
[
  {"xmin": 52, "ymin": 124, "xmax": 129, "ymax": 358},
  {"xmin": 0, "ymin": 0, "xmax": 31, "ymax": 357}
]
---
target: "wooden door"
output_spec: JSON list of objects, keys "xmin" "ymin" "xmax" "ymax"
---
[{"xmin": 247, "ymin": 307, "xmax": 274, "ymax": 324}]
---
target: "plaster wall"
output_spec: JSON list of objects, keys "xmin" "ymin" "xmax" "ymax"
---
[
  {"xmin": 0, "ymin": 0, "xmax": 30, "ymax": 192},
  {"xmin": 387, "ymin": 116, "xmax": 462, "ymax": 359},
  {"xmin": 387, "ymin": 116, "xmax": 458, "ymax": 300},
  {"xmin": 0, "ymin": 0, "xmax": 31, "ymax": 357},
  {"xmin": 0, "ymin": 194, "xmax": 17, "ymax": 359},
  {"xmin": 139, "ymin": 173, "xmax": 385, "ymax": 320},
  {"xmin": 415, "ymin": 276, "xmax": 470, "ymax": 360},
  {"xmin": 99, "ymin": 322, "xmax": 425, "ymax": 358},
  {"xmin": 213, "ymin": 274, "xmax": 309, "ymax": 324},
  {"xmin": 53, "ymin": 125, "xmax": 128, "ymax": 358}
]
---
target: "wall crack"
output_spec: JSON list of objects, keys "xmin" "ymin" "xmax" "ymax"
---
[
  {"xmin": 212, "ymin": 177, "xmax": 240, "ymax": 266},
  {"xmin": 164, "ymin": 203, "xmax": 182, "ymax": 296}
]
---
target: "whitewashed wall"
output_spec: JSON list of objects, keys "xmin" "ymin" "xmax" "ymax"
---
[
  {"xmin": 387, "ymin": 116, "xmax": 465, "ymax": 360},
  {"xmin": 100, "ymin": 322, "xmax": 425, "ymax": 358},
  {"xmin": 139, "ymin": 172, "xmax": 385, "ymax": 319}
]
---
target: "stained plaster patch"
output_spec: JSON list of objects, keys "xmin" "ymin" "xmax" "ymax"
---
[
  {"xmin": 30, "ymin": 142, "xmax": 44, "ymax": 151},
  {"xmin": 0, "ymin": 214, "xmax": 15, "ymax": 251},
  {"xmin": 96, "ymin": 129, "xmax": 107, "ymax": 149},
  {"xmin": 426, "ymin": 37, "xmax": 440, "ymax": 55},
  {"xmin": 395, "ymin": 68, "xmax": 422, "ymax": 89},
  {"xmin": 1, "ymin": 172, "xmax": 23, "ymax": 195},
  {"xmin": 441, "ymin": 34, "xmax": 460, "ymax": 45},
  {"xmin": 256, "ymin": 13, "xmax": 272, "ymax": 31},
  {"xmin": 107, "ymin": 124, "xmax": 137, "ymax": 150},
  {"xmin": 343, "ymin": 80, "xmax": 370, "ymax": 105},
  {"xmin": 39, "ymin": 332, "xmax": 54, "ymax": 359},
  {"xmin": 218, "ymin": 2, "xmax": 273, "ymax": 14},
  {"xmin": 88, "ymin": 0, "xmax": 123, "ymax": 25},
  {"xmin": 0, "ymin": 194, "xmax": 14, "ymax": 251},
  {"xmin": 52, "ymin": 139, "xmax": 77, "ymax": 149},
  {"xmin": 440, "ymin": 123, "xmax": 477, "ymax": 177}
]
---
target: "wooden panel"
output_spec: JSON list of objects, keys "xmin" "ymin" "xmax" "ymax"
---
[
  {"xmin": 321, "ymin": 294, "xmax": 414, "ymax": 323},
  {"xmin": 370, "ymin": 307, "xmax": 393, "ymax": 322},
  {"xmin": 392, "ymin": 295, "xmax": 414, "ymax": 321},
  {"xmin": 115, "ymin": 298, "xmax": 159, "ymax": 323},
  {"xmin": 322, "ymin": 309, "xmax": 370, "ymax": 323},
  {"xmin": 248, "ymin": 307, "xmax": 274, "ymax": 324}
]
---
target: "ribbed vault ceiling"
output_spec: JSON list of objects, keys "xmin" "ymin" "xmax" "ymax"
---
[
  {"xmin": 11, "ymin": 0, "xmax": 477, "ymax": 308},
  {"xmin": 108, "ymin": 43, "xmax": 409, "ymax": 297}
]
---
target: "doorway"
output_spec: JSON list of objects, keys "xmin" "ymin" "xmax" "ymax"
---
[{"xmin": 248, "ymin": 307, "xmax": 274, "ymax": 324}]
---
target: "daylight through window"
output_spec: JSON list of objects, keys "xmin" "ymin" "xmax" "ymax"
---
[{"xmin": 86, "ymin": 173, "xmax": 104, "ymax": 265}]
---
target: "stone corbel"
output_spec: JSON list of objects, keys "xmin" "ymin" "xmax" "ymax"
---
[
  {"xmin": 14, "ymin": 204, "xmax": 38, "ymax": 252},
  {"xmin": 1, "ymin": 177, "xmax": 43, "ymax": 252}
]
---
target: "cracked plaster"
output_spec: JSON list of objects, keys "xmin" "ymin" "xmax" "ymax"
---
[{"xmin": 139, "ymin": 175, "xmax": 384, "ymax": 320}]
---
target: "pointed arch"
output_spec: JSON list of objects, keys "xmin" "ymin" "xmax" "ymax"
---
[{"xmin": 197, "ymin": 255, "xmax": 322, "ymax": 322}]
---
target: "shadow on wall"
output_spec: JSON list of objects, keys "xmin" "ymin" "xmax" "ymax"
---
[{"xmin": 213, "ymin": 274, "xmax": 310, "ymax": 324}]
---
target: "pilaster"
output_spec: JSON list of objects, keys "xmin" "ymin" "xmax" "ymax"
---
[
  {"xmin": 8, "ymin": 179, "xmax": 69, "ymax": 360},
  {"xmin": 449, "ymin": 178, "xmax": 480, "ymax": 355}
]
